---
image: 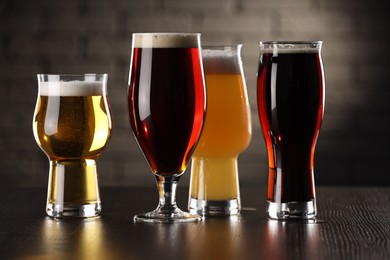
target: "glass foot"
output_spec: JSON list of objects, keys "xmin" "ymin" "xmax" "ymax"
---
[
  {"xmin": 188, "ymin": 197, "xmax": 240, "ymax": 216},
  {"xmin": 46, "ymin": 203, "xmax": 101, "ymax": 218},
  {"xmin": 134, "ymin": 208, "xmax": 201, "ymax": 224},
  {"xmin": 266, "ymin": 200, "xmax": 316, "ymax": 220}
]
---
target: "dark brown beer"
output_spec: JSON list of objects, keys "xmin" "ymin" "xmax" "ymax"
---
[
  {"xmin": 257, "ymin": 49, "xmax": 325, "ymax": 203},
  {"xmin": 128, "ymin": 47, "xmax": 205, "ymax": 176}
]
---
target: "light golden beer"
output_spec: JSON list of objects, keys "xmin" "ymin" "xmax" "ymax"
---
[
  {"xmin": 33, "ymin": 75, "xmax": 111, "ymax": 217},
  {"xmin": 189, "ymin": 45, "xmax": 252, "ymax": 215},
  {"xmin": 33, "ymin": 95, "xmax": 111, "ymax": 159}
]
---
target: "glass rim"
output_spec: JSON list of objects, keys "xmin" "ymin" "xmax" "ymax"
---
[
  {"xmin": 37, "ymin": 74, "xmax": 108, "ymax": 83},
  {"xmin": 202, "ymin": 44, "xmax": 242, "ymax": 49},
  {"xmin": 132, "ymin": 32, "xmax": 201, "ymax": 37},
  {"xmin": 37, "ymin": 73, "xmax": 108, "ymax": 77},
  {"xmin": 132, "ymin": 33, "xmax": 201, "ymax": 48},
  {"xmin": 259, "ymin": 41, "xmax": 322, "ymax": 46}
]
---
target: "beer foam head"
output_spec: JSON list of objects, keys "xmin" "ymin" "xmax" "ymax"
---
[
  {"xmin": 202, "ymin": 48, "xmax": 242, "ymax": 74},
  {"xmin": 39, "ymin": 81, "xmax": 104, "ymax": 96},
  {"xmin": 260, "ymin": 41, "xmax": 322, "ymax": 54},
  {"xmin": 132, "ymin": 33, "xmax": 201, "ymax": 48}
]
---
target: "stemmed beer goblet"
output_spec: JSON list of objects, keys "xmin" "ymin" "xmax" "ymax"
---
[{"xmin": 127, "ymin": 33, "xmax": 206, "ymax": 223}]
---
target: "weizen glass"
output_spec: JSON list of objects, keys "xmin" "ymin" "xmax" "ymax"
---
[
  {"xmin": 189, "ymin": 45, "xmax": 252, "ymax": 216},
  {"xmin": 128, "ymin": 33, "xmax": 206, "ymax": 223},
  {"xmin": 33, "ymin": 74, "xmax": 112, "ymax": 218},
  {"xmin": 256, "ymin": 41, "xmax": 325, "ymax": 220}
]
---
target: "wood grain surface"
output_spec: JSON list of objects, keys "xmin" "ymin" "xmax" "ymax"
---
[{"xmin": 0, "ymin": 187, "xmax": 389, "ymax": 260}]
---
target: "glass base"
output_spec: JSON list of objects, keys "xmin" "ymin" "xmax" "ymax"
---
[
  {"xmin": 134, "ymin": 209, "xmax": 201, "ymax": 224},
  {"xmin": 267, "ymin": 200, "xmax": 316, "ymax": 220},
  {"xmin": 46, "ymin": 202, "xmax": 101, "ymax": 218},
  {"xmin": 188, "ymin": 197, "xmax": 240, "ymax": 216}
]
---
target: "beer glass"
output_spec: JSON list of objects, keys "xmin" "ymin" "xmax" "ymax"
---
[
  {"xmin": 128, "ymin": 33, "xmax": 206, "ymax": 223},
  {"xmin": 33, "ymin": 74, "xmax": 112, "ymax": 218},
  {"xmin": 188, "ymin": 45, "xmax": 252, "ymax": 216},
  {"xmin": 257, "ymin": 41, "xmax": 325, "ymax": 220}
]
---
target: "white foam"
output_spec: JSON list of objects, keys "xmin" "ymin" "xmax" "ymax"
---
[
  {"xmin": 39, "ymin": 81, "xmax": 104, "ymax": 96},
  {"xmin": 132, "ymin": 33, "xmax": 201, "ymax": 48},
  {"xmin": 202, "ymin": 49, "xmax": 242, "ymax": 74},
  {"xmin": 260, "ymin": 42, "xmax": 322, "ymax": 54}
]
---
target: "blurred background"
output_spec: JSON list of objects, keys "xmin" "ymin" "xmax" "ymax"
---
[{"xmin": 1, "ymin": 0, "xmax": 390, "ymax": 188}]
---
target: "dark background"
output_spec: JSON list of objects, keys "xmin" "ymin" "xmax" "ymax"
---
[{"xmin": 1, "ymin": 0, "xmax": 390, "ymax": 187}]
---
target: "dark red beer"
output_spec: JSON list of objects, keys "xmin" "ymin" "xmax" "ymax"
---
[
  {"xmin": 257, "ymin": 46, "xmax": 325, "ymax": 203},
  {"xmin": 128, "ymin": 47, "xmax": 205, "ymax": 176}
]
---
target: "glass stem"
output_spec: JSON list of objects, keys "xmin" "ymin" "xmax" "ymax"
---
[{"xmin": 155, "ymin": 175, "xmax": 181, "ymax": 214}]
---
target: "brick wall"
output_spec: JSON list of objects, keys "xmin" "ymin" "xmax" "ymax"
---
[{"xmin": 1, "ymin": 0, "xmax": 390, "ymax": 187}]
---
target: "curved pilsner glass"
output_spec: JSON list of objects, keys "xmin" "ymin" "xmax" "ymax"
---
[
  {"xmin": 128, "ymin": 33, "xmax": 206, "ymax": 223},
  {"xmin": 189, "ymin": 45, "xmax": 252, "ymax": 216},
  {"xmin": 257, "ymin": 41, "xmax": 325, "ymax": 220},
  {"xmin": 33, "ymin": 74, "xmax": 112, "ymax": 218}
]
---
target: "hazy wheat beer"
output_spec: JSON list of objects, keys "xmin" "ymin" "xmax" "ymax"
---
[
  {"xmin": 33, "ymin": 74, "xmax": 112, "ymax": 217},
  {"xmin": 189, "ymin": 45, "xmax": 252, "ymax": 215},
  {"xmin": 257, "ymin": 41, "xmax": 325, "ymax": 220}
]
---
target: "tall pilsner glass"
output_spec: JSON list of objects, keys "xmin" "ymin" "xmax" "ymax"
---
[
  {"xmin": 189, "ymin": 45, "xmax": 252, "ymax": 216},
  {"xmin": 128, "ymin": 33, "xmax": 206, "ymax": 223},
  {"xmin": 33, "ymin": 74, "xmax": 112, "ymax": 218},
  {"xmin": 257, "ymin": 42, "xmax": 325, "ymax": 220}
]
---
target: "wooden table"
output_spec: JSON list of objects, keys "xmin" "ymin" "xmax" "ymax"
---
[{"xmin": 0, "ymin": 186, "xmax": 389, "ymax": 260}]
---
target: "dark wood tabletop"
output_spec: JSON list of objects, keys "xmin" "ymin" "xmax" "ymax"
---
[{"xmin": 0, "ymin": 186, "xmax": 389, "ymax": 260}]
